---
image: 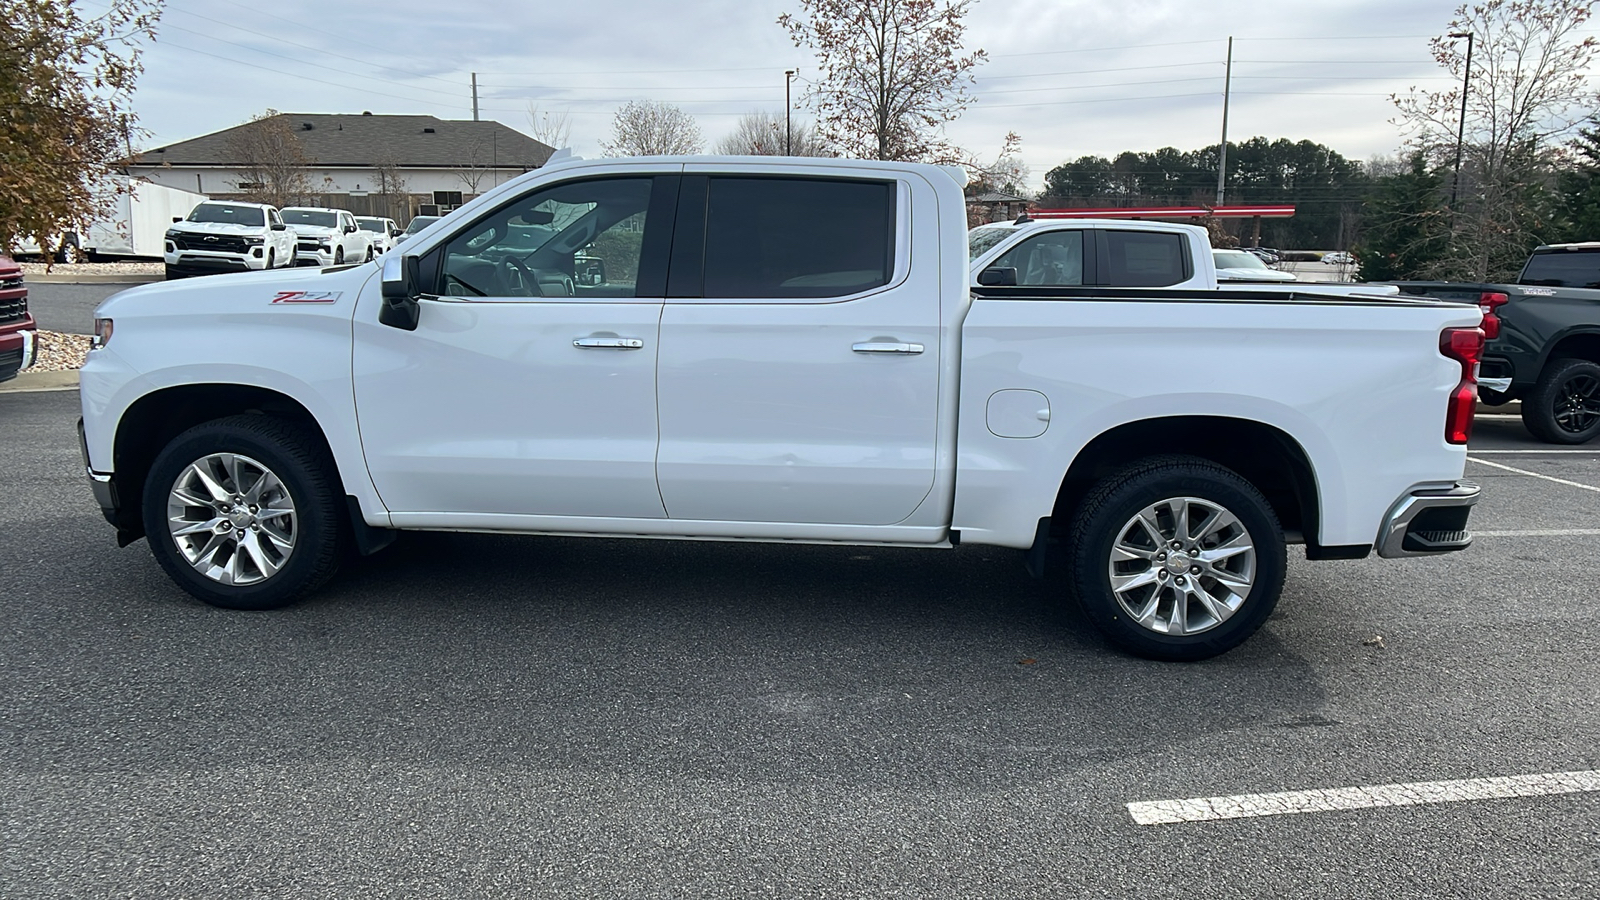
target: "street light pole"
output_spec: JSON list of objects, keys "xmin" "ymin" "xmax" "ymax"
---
[
  {"xmin": 1449, "ymin": 31, "xmax": 1474, "ymax": 209},
  {"xmin": 785, "ymin": 69, "xmax": 797, "ymax": 156}
]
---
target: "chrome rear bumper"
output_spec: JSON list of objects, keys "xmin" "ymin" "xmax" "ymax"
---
[{"xmin": 1376, "ymin": 481, "xmax": 1480, "ymax": 558}]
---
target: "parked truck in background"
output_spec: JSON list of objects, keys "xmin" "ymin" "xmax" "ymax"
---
[
  {"xmin": 1393, "ymin": 242, "xmax": 1600, "ymax": 444},
  {"xmin": 967, "ymin": 218, "xmax": 1398, "ymax": 298},
  {"xmin": 0, "ymin": 255, "xmax": 38, "ymax": 382},
  {"xmin": 81, "ymin": 155, "xmax": 1484, "ymax": 661}
]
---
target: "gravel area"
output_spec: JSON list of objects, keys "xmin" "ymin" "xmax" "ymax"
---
[
  {"xmin": 22, "ymin": 331, "xmax": 92, "ymax": 372},
  {"xmin": 18, "ymin": 260, "xmax": 164, "ymax": 276}
]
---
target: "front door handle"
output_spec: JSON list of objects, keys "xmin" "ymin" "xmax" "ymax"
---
[
  {"xmin": 573, "ymin": 337, "xmax": 645, "ymax": 350},
  {"xmin": 852, "ymin": 341, "xmax": 924, "ymax": 355}
]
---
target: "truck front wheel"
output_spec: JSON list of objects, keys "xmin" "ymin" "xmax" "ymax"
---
[
  {"xmin": 1522, "ymin": 358, "xmax": 1600, "ymax": 444},
  {"xmin": 1066, "ymin": 456, "xmax": 1287, "ymax": 661},
  {"xmin": 141, "ymin": 415, "xmax": 343, "ymax": 610}
]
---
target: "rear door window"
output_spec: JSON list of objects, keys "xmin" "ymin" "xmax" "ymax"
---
[
  {"xmin": 1102, "ymin": 230, "xmax": 1189, "ymax": 287},
  {"xmin": 699, "ymin": 176, "xmax": 895, "ymax": 299}
]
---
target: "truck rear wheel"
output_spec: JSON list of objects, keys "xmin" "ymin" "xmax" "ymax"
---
[
  {"xmin": 1066, "ymin": 456, "xmax": 1286, "ymax": 661},
  {"xmin": 1522, "ymin": 358, "xmax": 1600, "ymax": 444},
  {"xmin": 142, "ymin": 415, "xmax": 343, "ymax": 610}
]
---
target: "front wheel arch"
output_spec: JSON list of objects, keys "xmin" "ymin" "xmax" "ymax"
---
[{"xmin": 109, "ymin": 385, "xmax": 348, "ymax": 542}]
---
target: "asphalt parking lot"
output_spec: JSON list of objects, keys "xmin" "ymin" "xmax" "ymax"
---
[{"xmin": 1, "ymin": 390, "xmax": 1596, "ymax": 899}]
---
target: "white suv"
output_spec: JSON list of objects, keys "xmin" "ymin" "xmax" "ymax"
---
[
  {"xmin": 163, "ymin": 201, "xmax": 297, "ymax": 279},
  {"xmin": 281, "ymin": 207, "xmax": 373, "ymax": 267},
  {"xmin": 355, "ymin": 216, "xmax": 400, "ymax": 255}
]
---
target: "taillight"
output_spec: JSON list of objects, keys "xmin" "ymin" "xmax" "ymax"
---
[
  {"xmin": 1477, "ymin": 291, "xmax": 1508, "ymax": 340},
  {"xmin": 1440, "ymin": 327, "xmax": 1484, "ymax": 444}
]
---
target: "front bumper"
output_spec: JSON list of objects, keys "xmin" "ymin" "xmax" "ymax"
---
[
  {"xmin": 295, "ymin": 246, "xmax": 337, "ymax": 266},
  {"xmin": 79, "ymin": 418, "xmax": 138, "ymax": 543},
  {"xmin": 1375, "ymin": 481, "xmax": 1480, "ymax": 558},
  {"xmin": 0, "ymin": 324, "xmax": 36, "ymax": 382}
]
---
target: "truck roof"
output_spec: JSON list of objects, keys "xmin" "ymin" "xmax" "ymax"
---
[{"xmin": 1533, "ymin": 242, "xmax": 1600, "ymax": 251}]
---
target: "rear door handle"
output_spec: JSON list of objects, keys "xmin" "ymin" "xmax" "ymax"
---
[
  {"xmin": 852, "ymin": 341, "xmax": 924, "ymax": 355},
  {"xmin": 573, "ymin": 337, "xmax": 645, "ymax": 350}
]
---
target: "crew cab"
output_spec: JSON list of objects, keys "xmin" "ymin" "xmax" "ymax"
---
[
  {"xmin": 1392, "ymin": 243, "xmax": 1600, "ymax": 444},
  {"xmin": 969, "ymin": 218, "xmax": 1394, "ymax": 297},
  {"xmin": 281, "ymin": 207, "xmax": 373, "ymax": 267},
  {"xmin": 0, "ymin": 255, "xmax": 37, "ymax": 382},
  {"xmin": 80, "ymin": 155, "xmax": 1483, "ymax": 661},
  {"xmin": 164, "ymin": 201, "xmax": 297, "ymax": 279}
]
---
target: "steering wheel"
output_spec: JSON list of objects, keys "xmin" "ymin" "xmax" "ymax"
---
[{"xmin": 496, "ymin": 256, "xmax": 543, "ymax": 297}]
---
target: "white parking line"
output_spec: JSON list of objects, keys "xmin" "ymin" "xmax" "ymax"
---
[
  {"xmin": 1128, "ymin": 770, "xmax": 1600, "ymax": 826},
  {"xmin": 1470, "ymin": 449, "xmax": 1600, "ymax": 454},
  {"xmin": 1468, "ymin": 457, "xmax": 1600, "ymax": 493},
  {"xmin": 1476, "ymin": 529, "xmax": 1600, "ymax": 537}
]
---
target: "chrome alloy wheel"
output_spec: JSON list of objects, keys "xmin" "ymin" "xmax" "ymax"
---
[
  {"xmin": 1106, "ymin": 496, "xmax": 1257, "ymax": 636},
  {"xmin": 166, "ymin": 452, "xmax": 297, "ymax": 585}
]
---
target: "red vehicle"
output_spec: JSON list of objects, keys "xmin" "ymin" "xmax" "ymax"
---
[{"xmin": 0, "ymin": 255, "xmax": 38, "ymax": 382}]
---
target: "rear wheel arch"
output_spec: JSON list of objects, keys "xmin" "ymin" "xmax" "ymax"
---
[
  {"xmin": 1541, "ymin": 330, "xmax": 1600, "ymax": 370},
  {"xmin": 1047, "ymin": 416, "xmax": 1321, "ymax": 554}
]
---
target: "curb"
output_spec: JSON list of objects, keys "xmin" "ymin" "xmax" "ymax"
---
[
  {"xmin": 0, "ymin": 370, "xmax": 80, "ymax": 393},
  {"xmin": 28, "ymin": 273, "xmax": 163, "ymax": 284}
]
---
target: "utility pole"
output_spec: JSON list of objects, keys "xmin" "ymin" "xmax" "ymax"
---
[
  {"xmin": 471, "ymin": 72, "xmax": 480, "ymax": 121},
  {"xmin": 1449, "ymin": 31, "xmax": 1474, "ymax": 210},
  {"xmin": 785, "ymin": 69, "xmax": 797, "ymax": 155},
  {"xmin": 1216, "ymin": 36, "xmax": 1233, "ymax": 206}
]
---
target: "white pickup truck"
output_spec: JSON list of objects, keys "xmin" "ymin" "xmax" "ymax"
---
[
  {"xmin": 968, "ymin": 217, "xmax": 1396, "ymax": 297},
  {"xmin": 79, "ymin": 155, "xmax": 1484, "ymax": 660}
]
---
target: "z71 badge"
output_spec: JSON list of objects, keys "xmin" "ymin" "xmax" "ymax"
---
[{"xmin": 271, "ymin": 290, "xmax": 342, "ymax": 304}]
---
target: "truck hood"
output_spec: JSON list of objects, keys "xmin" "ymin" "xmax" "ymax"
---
[
  {"xmin": 170, "ymin": 222, "xmax": 270, "ymax": 236},
  {"xmin": 289, "ymin": 224, "xmax": 340, "ymax": 238},
  {"xmin": 96, "ymin": 261, "xmax": 379, "ymax": 321}
]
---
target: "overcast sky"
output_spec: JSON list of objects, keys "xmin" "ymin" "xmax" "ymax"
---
[{"xmin": 117, "ymin": 0, "xmax": 1598, "ymax": 191}]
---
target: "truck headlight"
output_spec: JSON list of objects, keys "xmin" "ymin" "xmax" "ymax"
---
[
  {"xmin": 244, "ymin": 236, "xmax": 265, "ymax": 245},
  {"xmin": 92, "ymin": 318, "xmax": 113, "ymax": 350}
]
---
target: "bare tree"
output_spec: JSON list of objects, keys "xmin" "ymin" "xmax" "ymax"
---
[
  {"xmin": 601, "ymin": 100, "xmax": 704, "ymax": 156},
  {"xmin": 526, "ymin": 102, "xmax": 573, "ymax": 150},
  {"xmin": 1393, "ymin": 0, "xmax": 1599, "ymax": 279},
  {"xmin": 713, "ymin": 110, "xmax": 829, "ymax": 156},
  {"xmin": 453, "ymin": 133, "xmax": 494, "ymax": 196},
  {"xmin": 372, "ymin": 154, "xmax": 409, "ymax": 221},
  {"xmin": 968, "ymin": 131, "xmax": 1028, "ymax": 195},
  {"xmin": 779, "ymin": 0, "xmax": 986, "ymax": 162},
  {"xmin": 224, "ymin": 110, "xmax": 316, "ymax": 208}
]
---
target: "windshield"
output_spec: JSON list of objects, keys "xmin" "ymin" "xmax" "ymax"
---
[
  {"xmin": 186, "ymin": 204, "xmax": 265, "ymax": 226},
  {"xmin": 405, "ymin": 216, "xmax": 440, "ymax": 234},
  {"xmin": 969, "ymin": 225, "xmax": 1016, "ymax": 262},
  {"xmin": 282, "ymin": 209, "xmax": 337, "ymax": 228},
  {"xmin": 356, "ymin": 218, "xmax": 387, "ymax": 232},
  {"xmin": 1519, "ymin": 249, "xmax": 1600, "ymax": 288},
  {"xmin": 1214, "ymin": 250, "xmax": 1268, "ymax": 270}
]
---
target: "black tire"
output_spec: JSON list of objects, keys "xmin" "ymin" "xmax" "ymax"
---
[
  {"xmin": 1066, "ymin": 455, "xmax": 1287, "ymax": 661},
  {"xmin": 142, "ymin": 415, "xmax": 343, "ymax": 610},
  {"xmin": 365, "ymin": 246, "xmax": 374, "ymax": 262},
  {"xmin": 164, "ymin": 264, "xmax": 182, "ymax": 280},
  {"xmin": 1521, "ymin": 358, "xmax": 1600, "ymax": 444},
  {"xmin": 267, "ymin": 248, "xmax": 276, "ymax": 270},
  {"xmin": 334, "ymin": 247, "xmax": 344, "ymax": 266}
]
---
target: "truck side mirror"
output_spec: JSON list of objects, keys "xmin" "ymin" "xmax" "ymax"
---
[
  {"xmin": 977, "ymin": 266, "xmax": 1018, "ymax": 287},
  {"xmin": 271, "ymin": 222, "xmax": 287, "ymax": 231},
  {"xmin": 172, "ymin": 217, "xmax": 183, "ymax": 223},
  {"xmin": 378, "ymin": 255, "xmax": 421, "ymax": 331}
]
